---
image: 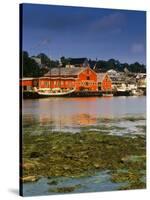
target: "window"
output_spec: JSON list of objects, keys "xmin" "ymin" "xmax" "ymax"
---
[
  {"xmin": 33, "ymin": 80, "xmax": 38, "ymax": 87},
  {"xmin": 45, "ymin": 81, "xmax": 49, "ymax": 87},
  {"xmin": 23, "ymin": 86, "xmax": 27, "ymax": 91},
  {"xmin": 57, "ymin": 82, "xmax": 61, "ymax": 87},
  {"xmin": 87, "ymin": 76, "xmax": 90, "ymax": 80},
  {"xmin": 27, "ymin": 86, "xmax": 32, "ymax": 91}
]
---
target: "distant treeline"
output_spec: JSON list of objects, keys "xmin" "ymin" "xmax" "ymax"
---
[{"xmin": 22, "ymin": 51, "xmax": 146, "ymax": 77}]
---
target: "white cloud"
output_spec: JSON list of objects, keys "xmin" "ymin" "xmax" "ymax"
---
[
  {"xmin": 131, "ymin": 43, "xmax": 144, "ymax": 53},
  {"xmin": 91, "ymin": 13, "xmax": 125, "ymax": 31}
]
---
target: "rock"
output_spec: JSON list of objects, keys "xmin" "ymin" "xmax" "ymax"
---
[
  {"xmin": 22, "ymin": 176, "xmax": 39, "ymax": 183},
  {"xmin": 30, "ymin": 151, "xmax": 41, "ymax": 158},
  {"xmin": 23, "ymin": 160, "xmax": 39, "ymax": 170},
  {"xmin": 22, "ymin": 162, "xmax": 35, "ymax": 170},
  {"xmin": 63, "ymin": 165, "xmax": 70, "ymax": 170},
  {"xmin": 64, "ymin": 154, "xmax": 73, "ymax": 159},
  {"xmin": 50, "ymin": 185, "xmax": 81, "ymax": 193},
  {"xmin": 47, "ymin": 180, "xmax": 58, "ymax": 185},
  {"xmin": 94, "ymin": 163, "xmax": 100, "ymax": 168},
  {"xmin": 83, "ymin": 155, "xmax": 89, "ymax": 159}
]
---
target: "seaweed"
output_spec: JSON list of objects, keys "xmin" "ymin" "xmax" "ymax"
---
[{"xmin": 22, "ymin": 131, "xmax": 146, "ymax": 190}]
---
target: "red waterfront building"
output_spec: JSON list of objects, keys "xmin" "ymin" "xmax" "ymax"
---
[
  {"xmin": 20, "ymin": 67, "xmax": 112, "ymax": 92},
  {"xmin": 41, "ymin": 67, "xmax": 98, "ymax": 91},
  {"xmin": 97, "ymin": 73, "xmax": 112, "ymax": 91},
  {"xmin": 20, "ymin": 77, "xmax": 34, "ymax": 91}
]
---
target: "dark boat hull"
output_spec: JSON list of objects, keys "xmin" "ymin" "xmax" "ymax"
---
[
  {"xmin": 23, "ymin": 91, "xmax": 103, "ymax": 98},
  {"xmin": 114, "ymin": 90, "xmax": 130, "ymax": 96}
]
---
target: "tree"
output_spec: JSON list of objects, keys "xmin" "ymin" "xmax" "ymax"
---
[
  {"xmin": 22, "ymin": 51, "xmax": 40, "ymax": 77},
  {"xmin": 37, "ymin": 53, "xmax": 51, "ymax": 67},
  {"xmin": 60, "ymin": 56, "xmax": 70, "ymax": 67},
  {"xmin": 37, "ymin": 53, "xmax": 59, "ymax": 68}
]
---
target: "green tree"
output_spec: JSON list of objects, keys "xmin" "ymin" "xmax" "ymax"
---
[
  {"xmin": 22, "ymin": 51, "xmax": 40, "ymax": 77},
  {"xmin": 37, "ymin": 53, "xmax": 50, "ymax": 67},
  {"xmin": 60, "ymin": 56, "xmax": 70, "ymax": 67},
  {"xmin": 37, "ymin": 53, "xmax": 59, "ymax": 68}
]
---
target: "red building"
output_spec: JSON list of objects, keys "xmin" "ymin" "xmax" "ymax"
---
[
  {"xmin": 97, "ymin": 73, "xmax": 112, "ymax": 91},
  {"xmin": 20, "ymin": 78, "xmax": 34, "ymax": 91},
  {"xmin": 42, "ymin": 67, "xmax": 98, "ymax": 91},
  {"xmin": 20, "ymin": 67, "xmax": 112, "ymax": 92}
]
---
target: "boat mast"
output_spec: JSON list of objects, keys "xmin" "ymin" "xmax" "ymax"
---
[{"xmin": 58, "ymin": 57, "xmax": 62, "ymax": 88}]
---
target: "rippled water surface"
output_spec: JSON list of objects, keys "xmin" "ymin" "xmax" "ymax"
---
[{"xmin": 23, "ymin": 96, "xmax": 146, "ymax": 135}]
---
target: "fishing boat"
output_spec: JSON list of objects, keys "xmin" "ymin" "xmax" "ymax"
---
[
  {"xmin": 114, "ymin": 84, "xmax": 131, "ymax": 96},
  {"xmin": 37, "ymin": 88, "xmax": 76, "ymax": 97}
]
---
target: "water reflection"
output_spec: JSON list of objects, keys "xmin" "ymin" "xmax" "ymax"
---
[{"xmin": 23, "ymin": 96, "xmax": 146, "ymax": 135}]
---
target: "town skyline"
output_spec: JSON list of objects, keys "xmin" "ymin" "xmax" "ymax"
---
[{"xmin": 22, "ymin": 4, "xmax": 146, "ymax": 65}]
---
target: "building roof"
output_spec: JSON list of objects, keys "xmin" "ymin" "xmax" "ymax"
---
[
  {"xmin": 44, "ymin": 67, "xmax": 88, "ymax": 77},
  {"xmin": 21, "ymin": 77, "xmax": 35, "ymax": 81},
  {"xmin": 97, "ymin": 73, "xmax": 106, "ymax": 82},
  {"xmin": 69, "ymin": 58, "xmax": 88, "ymax": 65},
  {"xmin": 107, "ymin": 69, "xmax": 118, "ymax": 75}
]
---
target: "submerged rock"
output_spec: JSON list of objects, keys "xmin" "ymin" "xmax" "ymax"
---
[
  {"xmin": 49, "ymin": 184, "xmax": 81, "ymax": 193},
  {"xmin": 47, "ymin": 180, "xmax": 58, "ymax": 185}
]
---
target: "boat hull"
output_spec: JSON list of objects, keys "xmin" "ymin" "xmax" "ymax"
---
[
  {"xmin": 37, "ymin": 88, "xmax": 76, "ymax": 97},
  {"xmin": 114, "ymin": 90, "xmax": 130, "ymax": 96},
  {"xmin": 37, "ymin": 92, "xmax": 74, "ymax": 98}
]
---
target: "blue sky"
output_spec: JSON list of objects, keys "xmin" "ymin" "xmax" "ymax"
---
[{"xmin": 22, "ymin": 4, "xmax": 146, "ymax": 64}]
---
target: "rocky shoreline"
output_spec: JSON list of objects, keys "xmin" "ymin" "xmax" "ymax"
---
[{"xmin": 22, "ymin": 131, "xmax": 146, "ymax": 191}]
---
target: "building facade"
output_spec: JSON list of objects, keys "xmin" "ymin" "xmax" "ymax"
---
[
  {"xmin": 20, "ymin": 78, "xmax": 34, "ymax": 91},
  {"xmin": 97, "ymin": 73, "xmax": 112, "ymax": 91},
  {"xmin": 21, "ymin": 67, "xmax": 99, "ymax": 92},
  {"xmin": 43, "ymin": 67, "xmax": 98, "ymax": 91}
]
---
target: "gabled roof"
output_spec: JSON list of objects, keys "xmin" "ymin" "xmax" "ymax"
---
[
  {"xmin": 97, "ymin": 73, "xmax": 107, "ymax": 82},
  {"xmin": 44, "ymin": 67, "xmax": 88, "ymax": 77}
]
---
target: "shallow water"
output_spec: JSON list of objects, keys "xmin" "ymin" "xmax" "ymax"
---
[
  {"xmin": 23, "ymin": 96, "xmax": 146, "ymax": 135},
  {"xmin": 23, "ymin": 171, "xmax": 126, "ymax": 196}
]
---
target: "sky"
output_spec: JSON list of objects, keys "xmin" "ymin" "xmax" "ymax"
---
[{"xmin": 21, "ymin": 4, "xmax": 146, "ymax": 64}]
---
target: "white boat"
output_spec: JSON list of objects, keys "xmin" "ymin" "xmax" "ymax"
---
[
  {"xmin": 37, "ymin": 88, "xmax": 76, "ymax": 97},
  {"xmin": 114, "ymin": 84, "xmax": 131, "ymax": 96},
  {"xmin": 131, "ymin": 89, "xmax": 144, "ymax": 96}
]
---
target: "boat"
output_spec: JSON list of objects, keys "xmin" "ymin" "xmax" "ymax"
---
[
  {"xmin": 102, "ymin": 91, "xmax": 113, "ymax": 97},
  {"xmin": 114, "ymin": 88, "xmax": 131, "ymax": 96},
  {"xmin": 114, "ymin": 84, "xmax": 131, "ymax": 96},
  {"xmin": 37, "ymin": 88, "xmax": 76, "ymax": 97},
  {"xmin": 102, "ymin": 93, "xmax": 113, "ymax": 97},
  {"xmin": 130, "ymin": 89, "xmax": 144, "ymax": 96}
]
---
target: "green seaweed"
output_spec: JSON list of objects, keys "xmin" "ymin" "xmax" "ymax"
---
[{"xmin": 22, "ymin": 131, "xmax": 146, "ymax": 189}]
